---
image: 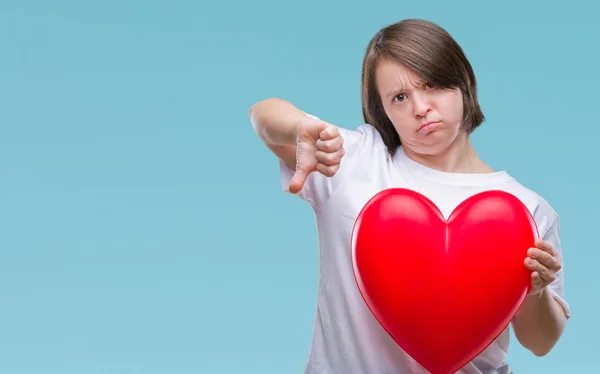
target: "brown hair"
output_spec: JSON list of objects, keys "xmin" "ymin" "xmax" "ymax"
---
[{"xmin": 361, "ymin": 19, "xmax": 485, "ymax": 155}]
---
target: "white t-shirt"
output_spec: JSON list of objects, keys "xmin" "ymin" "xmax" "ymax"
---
[{"xmin": 278, "ymin": 117, "xmax": 571, "ymax": 374}]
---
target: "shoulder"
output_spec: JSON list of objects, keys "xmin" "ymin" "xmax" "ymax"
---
[
  {"xmin": 304, "ymin": 112, "xmax": 389, "ymax": 162},
  {"xmin": 499, "ymin": 177, "xmax": 559, "ymax": 238},
  {"xmin": 337, "ymin": 123, "xmax": 391, "ymax": 170},
  {"xmin": 339, "ymin": 123, "xmax": 385, "ymax": 151}
]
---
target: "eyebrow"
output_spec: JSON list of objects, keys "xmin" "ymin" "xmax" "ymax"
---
[
  {"xmin": 385, "ymin": 87, "xmax": 405, "ymax": 99},
  {"xmin": 384, "ymin": 79, "xmax": 427, "ymax": 98}
]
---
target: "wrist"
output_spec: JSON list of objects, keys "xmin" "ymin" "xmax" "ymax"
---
[{"xmin": 525, "ymin": 286, "xmax": 549, "ymax": 303}]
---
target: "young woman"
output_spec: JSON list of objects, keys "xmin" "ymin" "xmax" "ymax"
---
[{"xmin": 249, "ymin": 18, "xmax": 569, "ymax": 374}]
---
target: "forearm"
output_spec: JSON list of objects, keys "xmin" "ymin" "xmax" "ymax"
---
[
  {"xmin": 249, "ymin": 98, "xmax": 305, "ymax": 146},
  {"xmin": 512, "ymin": 288, "xmax": 567, "ymax": 356}
]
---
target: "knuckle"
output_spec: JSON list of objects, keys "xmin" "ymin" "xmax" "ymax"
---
[
  {"xmin": 320, "ymin": 140, "xmax": 338, "ymax": 153},
  {"xmin": 333, "ymin": 137, "xmax": 343, "ymax": 149},
  {"xmin": 324, "ymin": 153, "xmax": 336, "ymax": 165},
  {"xmin": 330, "ymin": 141, "xmax": 340, "ymax": 153},
  {"xmin": 317, "ymin": 164, "xmax": 330, "ymax": 176}
]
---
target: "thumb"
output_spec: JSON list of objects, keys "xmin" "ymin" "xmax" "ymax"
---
[{"xmin": 288, "ymin": 166, "xmax": 309, "ymax": 194}]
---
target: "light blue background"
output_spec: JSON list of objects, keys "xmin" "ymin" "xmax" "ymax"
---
[{"xmin": 1, "ymin": 1, "xmax": 597, "ymax": 373}]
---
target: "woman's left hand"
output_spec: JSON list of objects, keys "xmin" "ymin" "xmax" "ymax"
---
[{"xmin": 525, "ymin": 238, "xmax": 562, "ymax": 296}]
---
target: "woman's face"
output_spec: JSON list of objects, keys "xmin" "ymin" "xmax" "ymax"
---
[{"xmin": 375, "ymin": 59, "xmax": 465, "ymax": 156}]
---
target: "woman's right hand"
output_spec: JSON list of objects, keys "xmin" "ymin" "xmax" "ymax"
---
[{"xmin": 288, "ymin": 117, "xmax": 345, "ymax": 194}]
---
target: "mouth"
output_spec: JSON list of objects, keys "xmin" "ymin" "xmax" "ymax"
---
[{"xmin": 418, "ymin": 121, "xmax": 441, "ymax": 133}]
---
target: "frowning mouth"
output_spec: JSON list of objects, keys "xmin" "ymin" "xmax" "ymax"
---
[{"xmin": 418, "ymin": 121, "xmax": 441, "ymax": 133}]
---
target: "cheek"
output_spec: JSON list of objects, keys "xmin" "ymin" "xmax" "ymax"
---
[
  {"xmin": 439, "ymin": 92, "xmax": 464, "ymax": 124},
  {"xmin": 387, "ymin": 111, "xmax": 414, "ymax": 137},
  {"xmin": 382, "ymin": 104, "xmax": 401, "ymax": 128}
]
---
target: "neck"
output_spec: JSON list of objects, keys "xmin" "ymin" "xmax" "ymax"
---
[{"xmin": 404, "ymin": 133, "xmax": 494, "ymax": 174}]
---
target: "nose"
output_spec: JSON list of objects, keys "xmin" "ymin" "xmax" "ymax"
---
[{"xmin": 412, "ymin": 91, "xmax": 431, "ymax": 118}]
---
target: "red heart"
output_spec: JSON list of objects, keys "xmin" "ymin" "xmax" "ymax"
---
[{"xmin": 351, "ymin": 188, "xmax": 537, "ymax": 374}]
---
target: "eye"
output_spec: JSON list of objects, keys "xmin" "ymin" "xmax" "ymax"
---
[
  {"xmin": 393, "ymin": 93, "xmax": 406, "ymax": 103},
  {"xmin": 424, "ymin": 82, "xmax": 435, "ymax": 90}
]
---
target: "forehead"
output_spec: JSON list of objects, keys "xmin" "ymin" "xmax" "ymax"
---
[{"xmin": 375, "ymin": 59, "xmax": 424, "ymax": 97}]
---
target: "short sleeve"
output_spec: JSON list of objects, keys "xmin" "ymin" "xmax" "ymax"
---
[
  {"xmin": 541, "ymin": 213, "xmax": 571, "ymax": 319},
  {"xmin": 279, "ymin": 112, "xmax": 380, "ymax": 208}
]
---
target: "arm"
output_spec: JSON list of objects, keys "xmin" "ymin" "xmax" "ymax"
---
[
  {"xmin": 512, "ymin": 229, "xmax": 569, "ymax": 357},
  {"xmin": 512, "ymin": 287, "xmax": 568, "ymax": 356},
  {"xmin": 249, "ymin": 98, "xmax": 307, "ymax": 170},
  {"xmin": 249, "ymin": 98, "xmax": 344, "ymax": 195}
]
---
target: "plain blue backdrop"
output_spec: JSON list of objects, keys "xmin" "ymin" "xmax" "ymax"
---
[{"xmin": 1, "ymin": 1, "xmax": 598, "ymax": 373}]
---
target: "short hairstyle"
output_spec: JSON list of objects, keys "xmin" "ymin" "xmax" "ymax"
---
[{"xmin": 360, "ymin": 19, "xmax": 485, "ymax": 155}]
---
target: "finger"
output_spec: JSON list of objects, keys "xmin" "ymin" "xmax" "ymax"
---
[
  {"xmin": 535, "ymin": 238, "xmax": 556, "ymax": 255},
  {"xmin": 530, "ymin": 271, "xmax": 544, "ymax": 293},
  {"xmin": 524, "ymin": 258, "xmax": 556, "ymax": 283},
  {"xmin": 315, "ymin": 147, "xmax": 345, "ymax": 166},
  {"xmin": 527, "ymin": 248, "xmax": 561, "ymax": 271},
  {"xmin": 316, "ymin": 136, "xmax": 343, "ymax": 153},
  {"xmin": 317, "ymin": 163, "xmax": 340, "ymax": 177},
  {"xmin": 288, "ymin": 167, "xmax": 310, "ymax": 194},
  {"xmin": 320, "ymin": 124, "xmax": 339, "ymax": 141}
]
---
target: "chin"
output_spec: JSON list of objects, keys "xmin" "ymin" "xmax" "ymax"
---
[{"xmin": 414, "ymin": 140, "xmax": 460, "ymax": 158}]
